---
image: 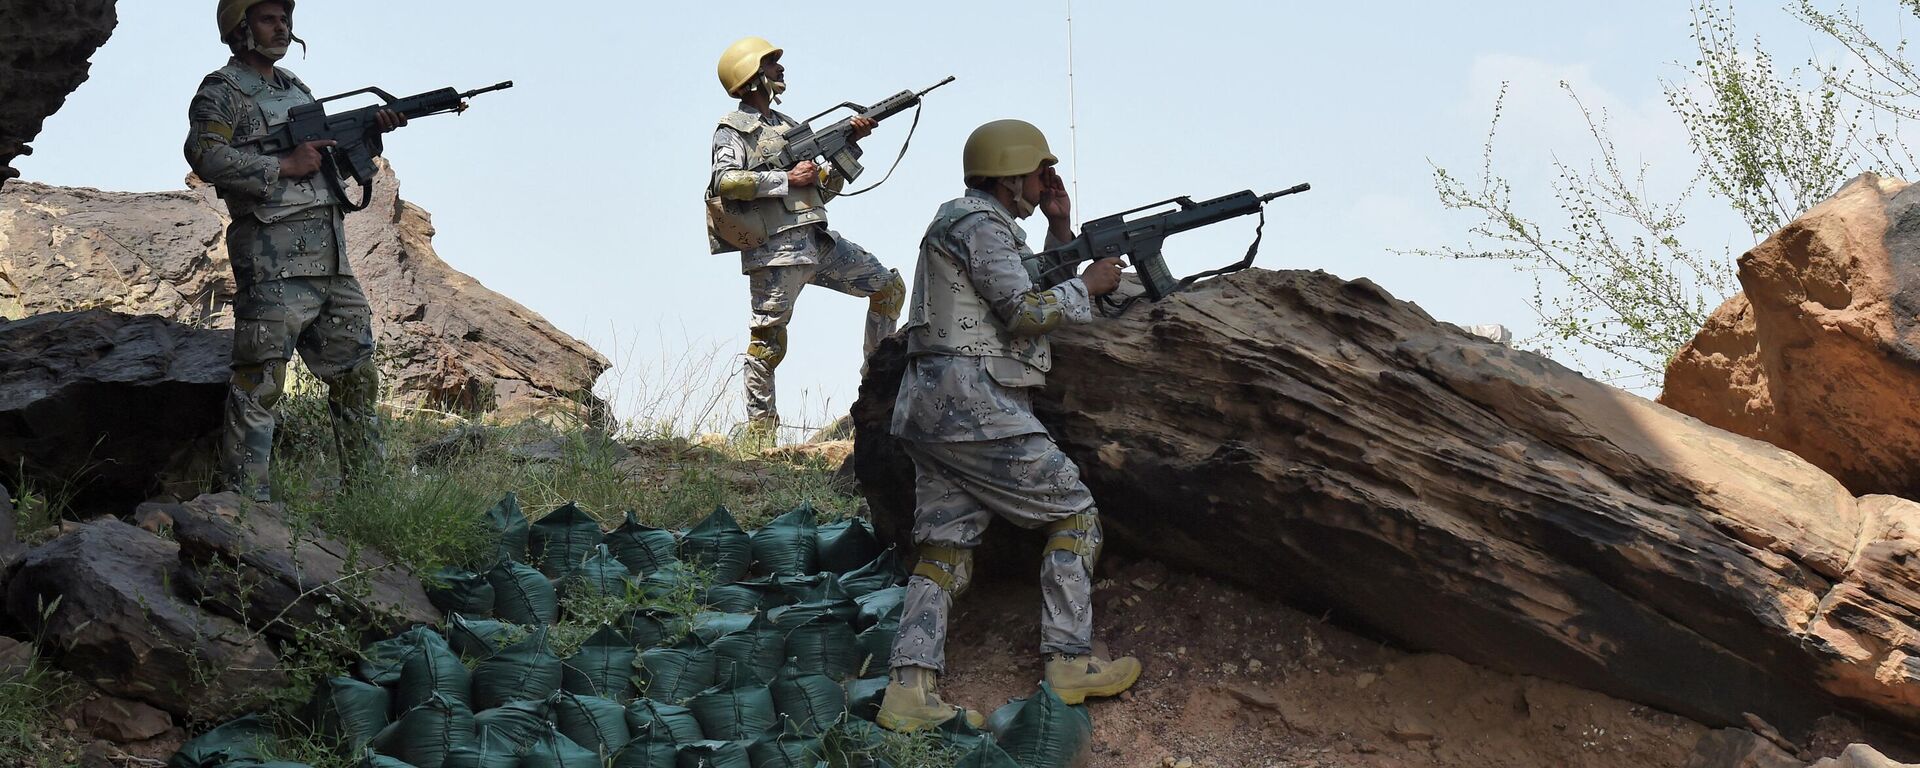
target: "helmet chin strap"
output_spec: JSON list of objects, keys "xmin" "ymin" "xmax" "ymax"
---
[
  {"xmin": 244, "ymin": 26, "xmax": 305, "ymax": 61},
  {"xmin": 999, "ymin": 176, "xmax": 1038, "ymax": 219},
  {"xmin": 748, "ymin": 74, "xmax": 785, "ymax": 105}
]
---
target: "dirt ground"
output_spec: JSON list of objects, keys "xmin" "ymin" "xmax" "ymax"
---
[{"xmin": 939, "ymin": 554, "xmax": 1710, "ymax": 768}]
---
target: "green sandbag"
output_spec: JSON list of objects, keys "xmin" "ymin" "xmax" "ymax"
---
[
  {"xmin": 992, "ymin": 683, "xmax": 1092, "ymax": 768},
  {"xmin": 427, "ymin": 566, "xmax": 497, "ymax": 618},
  {"xmin": 955, "ymin": 741, "xmax": 1021, "ymax": 768},
  {"xmin": 549, "ymin": 691, "xmax": 632, "ymax": 755},
  {"xmin": 358, "ymin": 754, "xmax": 421, "ymax": 768},
  {"xmin": 672, "ymin": 739, "xmax": 751, "ymax": 768},
  {"xmin": 520, "ymin": 726, "xmax": 601, "ymax": 768},
  {"xmin": 473, "ymin": 627, "xmax": 565, "ymax": 710},
  {"xmin": 626, "ymin": 607, "xmax": 683, "ymax": 649},
  {"xmin": 559, "ymin": 544, "xmax": 632, "ymax": 600},
  {"xmin": 612, "ymin": 738, "xmax": 679, "ymax": 768},
  {"xmin": 169, "ymin": 714, "xmax": 274, "ymax": 768},
  {"xmin": 562, "ymin": 624, "xmax": 638, "ymax": 700},
  {"xmin": 397, "ymin": 629, "xmax": 472, "ymax": 714},
  {"xmin": 443, "ymin": 726, "xmax": 522, "ymax": 768},
  {"xmin": 690, "ymin": 612, "xmax": 756, "ymax": 646},
  {"xmin": 641, "ymin": 561, "xmax": 700, "ymax": 601},
  {"xmin": 686, "ymin": 684, "xmax": 777, "ymax": 741},
  {"xmin": 748, "ymin": 503, "xmax": 817, "ymax": 576},
  {"xmin": 700, "ymin": 583, "xmax": 768, "ymax": 613},
  {"xmin": 531, "ymin": 502, "xmax": 605, "ymax": 580},
  {"xmin": 472, "ymin": 698, "xmax": 552, "ymax": 753},
  {"xmin": 359, "ymin": 626, "xmax": 438, "ymax": 685},
  {"xmin": 486, "ymin": 492, "xmax": 531, "ymax": 566},
  {"xmin": 843, "ymin": 675, "xmax": 888, "ymax": 722},
  {"xmin": 855, "ymin": 616, "xmax": 898, "ymax": 675},
  {"xmin": 836, "ymin": 547, "xmax": 902, "ymax": 598},
  {"xmin": 814, "ymin": 519, "xmax": 881, "ymax": 575},
  {"xmin": 625, "ymin": 698, "xmax": 705, "ymax": 743},
  {"xmin": 308, "ymin": 675, "xmax": 390, "ymax": 753},
  {"xmin": 372, "ymin": 692, "xmax": 476, "ymax": 768},
  {"xmin": 638, "ymin": 645, "xmax": 717, "ymax": 703},
  {"xmin": 772, "ymin": 573, "xmax": 850, "ymax": 607},
  {"xmin": 769, "ymin": 666, "xmax": 845, "ymax": 736},
  {"xmin": 782, "ymin": 614, "xmax": 861, "ymax": 680},
  {"xmin": 708, "ymin": 620, "xmax": 784, "ymax": 689},
  {"xmin": 747, "ymin": 730, "xmax": 824, "ymax": 768},
  {"xmin": 446, "ymin": 615, "xmax": 528, "ymax": 660},
  {"xmin": 853, "ymin": 586, "xmax": 904, "ymax": 632},
  {"xmin": 488, "ymin": 560, "xmax": 559, "ymax": 626},
  {"xmin": 680, "ymin": 506, "xmax": 753, "ymax": 584},
  {"xmin": 606, "ymin": 511, "xmax": 680, "ymax": 577}
]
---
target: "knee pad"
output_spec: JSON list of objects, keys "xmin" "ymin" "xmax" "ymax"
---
[
  {"xmin": 869, "ymin": 270, "xmax": 906, "ymax": 321},
  {"xmin": 230, "ymin": 360, "xmax": 288, "ymax": 404},
  {"xmin": 748, "ymin": 326, "xmax": 789, "ymax": 368},
  {"xmin": 1045, "ymin": 511, "xmax": 1102, "ymax": 571},
  {"xmin": 913, "ymin": 544, "xmax": 974, "ymax": 597},
  {"xmin": 322, "ymin": 358, "xmax": 381, "ymax": 405}
]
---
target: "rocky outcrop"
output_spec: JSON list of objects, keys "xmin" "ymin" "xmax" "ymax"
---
[
  {"xmin": 0, "ymin": 310, "xmax": 228, "ymax": 515},
  {"xmin": 0, "ymin": 161, "xmax": 608, "ymax": 418},
  {"xmin": 167, "ymin": 492, "xmax": 438, "ymax": 642},
  {"xmin": 1663, "ymin": 174, "xmax": 1920, "ymax": 499},
  {"xmin": 853, "ymin": 268, "xmax": 1920, "ymax": 742},
  {"xmin": 4, "ymin": 519, "xmax": 284, "ymax": 720},
  {"xmin": 0, "ymin": 0, "xmax": 117, "ymax": 186}
]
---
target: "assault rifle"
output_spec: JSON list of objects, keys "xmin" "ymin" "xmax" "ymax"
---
[
  {"xmin": 236, "ymin": 81, "xmax": 514, "ymax": 211},
  {"xmin": 1035, "ymin": 183, "xmax": 1312, "ymax": 313},
  {"xmin": 753, "ymin": 75, "xmax": 956, "ymax": 193}
]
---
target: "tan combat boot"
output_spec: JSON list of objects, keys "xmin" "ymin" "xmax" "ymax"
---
[
  {"xmin": 877, "ymin": 666, "xmax": 986, "ymax": 733},
  {"xmin": 1044, "ymin": 652, "xmax": 1142, "ymax": 704}
]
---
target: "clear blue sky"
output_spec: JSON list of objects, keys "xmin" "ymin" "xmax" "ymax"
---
[{"xmin": 17, "ymin": 1, "xmax": 1839, "ymax": 432}]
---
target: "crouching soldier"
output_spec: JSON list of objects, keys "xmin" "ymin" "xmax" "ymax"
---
[{"xmin": 878, "ymin": 119, "xmax": 1141, "ymax": 732}]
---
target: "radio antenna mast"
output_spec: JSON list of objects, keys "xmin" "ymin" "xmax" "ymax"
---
[{"xmin": 1065, "ymin": 0, "xmax": 1082, "ymax": 228}]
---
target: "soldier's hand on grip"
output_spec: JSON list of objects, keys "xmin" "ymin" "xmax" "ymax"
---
[
  {"xmin": 375, "ymin": 109, "xmax": 408, "ymax": 133},
  {"xmin": 788, "ymin": 160, "xmax": 819, "ymax": 188},
  {"xmin": 1081, "ymin": 257, "xmax": 1125, "ymax": 297},
  {"xmin": 279, "ymin": 139, "xmax": 337, "ymax": 180},
  {"xmin": 849, "ymin": 116, "xmax": 876, "ymax": 141}
]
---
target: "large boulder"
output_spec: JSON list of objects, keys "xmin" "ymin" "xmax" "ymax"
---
[
  {"xmin": 0, "ymin": 310, "xmax": 227, "ymax": 515},
  {"xmin": 1662, "ymin": 174, "xmax": 1920, "ymax": 499},
  {"xmin": 167, "ymin": 492, "xmax": 438, "ymax": 642},
  {"xmin": 853, "ymin": 268, "xmax": 1920, "ymax": 743},
  {"xmin": 0, "ymin": 0, "xmax": 116, "ymax": 186},
  {"xmin": 4, "ymin": 519, "xmax": 284, "ymax": 719},
  {"xmin": 0, "ymin": 160, "xmax": 609, "ymax": 418}
]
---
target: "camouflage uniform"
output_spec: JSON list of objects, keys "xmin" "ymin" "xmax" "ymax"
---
[
  {"xmin": 887, "ymin": 189, "xmax": 1103, "ymax": 673},
  {"xmin": 710, "ymin": 102, "xmax": 904, "ymax": 425},
  {"xmin": 186, "ymin": 57, "xmax": 383, "ymax": 501}
]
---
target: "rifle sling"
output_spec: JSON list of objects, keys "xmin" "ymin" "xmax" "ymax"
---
[{"xmin": 830, "ymin": 101, "xmax": 924, "ymax": 199}]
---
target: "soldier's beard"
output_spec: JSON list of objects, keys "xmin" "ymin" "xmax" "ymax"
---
[{"xmin": 246, "ymin": 29, "xmax": 302, "ymax": 61}]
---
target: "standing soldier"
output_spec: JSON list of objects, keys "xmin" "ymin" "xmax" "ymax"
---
[
  {"xmin": 186, "ymin": 0, "xmax": 404, "ymax": 502},
  {"xmin": 708, "ymin": 36, "xmax": 906, "ymax": 439},
  {"xmin": 877, "ymin": 119, "xmax": 1141, "ymax": 732}
]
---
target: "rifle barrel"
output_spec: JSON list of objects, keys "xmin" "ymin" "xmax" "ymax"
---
[
  {"xmin": 1261, "ymin": 183, "xmax": 1311, "ymax": 202},
  {"xmin": 462, "ymin": 81, "xmax": 514, "ymax": 98}
]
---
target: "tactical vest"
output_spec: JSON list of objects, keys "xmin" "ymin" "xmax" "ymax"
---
[
  {"xmin": 710, "ymin": 109, "xmax": 830, "ymax": 252},
  {"xmin": 904, "ymin": 195, "xmax": 1053, "ymax": 387},
  {"xmin": 206, "ymin": 63, "xmax": 342, "ymax": 223}
]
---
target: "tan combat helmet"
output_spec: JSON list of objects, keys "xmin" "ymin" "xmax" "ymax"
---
[
  {"xmin": 216, "ymin": 0, "xmax": 292, "ymax": 42},
  {"xmin": 962, "ymin": 119, "xmax": 1058, "ymax": 179},
  {"xmin": 717, "ymin": 36, "xmax": 783, "ymax": 96}
]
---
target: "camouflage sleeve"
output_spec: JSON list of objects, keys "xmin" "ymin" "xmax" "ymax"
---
[
  {"xmin": 711, "ymin": 126, "xmax": 789, "ymax": 201},
  {"xmin": 184, "ymin": 80, "xmax": 278, "ymax": 199},
  {"xmin": 952, "ymin": 214, "xmax": 1093, "ymax": 337}
]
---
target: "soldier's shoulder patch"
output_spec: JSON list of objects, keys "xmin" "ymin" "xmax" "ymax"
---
[{"xmin": 203, "ymin": 120, "xmax": 235, "ymax": 143}]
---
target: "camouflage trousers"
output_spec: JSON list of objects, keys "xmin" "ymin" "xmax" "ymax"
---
[
  {"xmin": 889, "ymin": 433, "xmax": 1103, "ymax": 673},
  {"xmin": 220, "ymin": 274, "xmax": 384, "ymax": 501},
  {"xmin": 745, "ymin": 229, "xmax": 903, "ymax": 424}
]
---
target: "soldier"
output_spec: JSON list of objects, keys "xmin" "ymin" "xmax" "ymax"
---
[
  {"xmin": 708, "ymin": 36, "xmax": 906, "ymax": 439},
  {"xmin": 185, "ymin": 0, "xmax": 404, "ymax": 502},
  {"xmin": 877, "ymin": 119, "xmax": 1141, "ymax": 732}
]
